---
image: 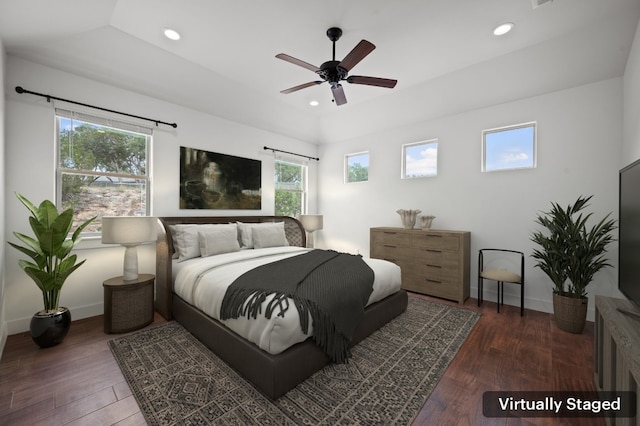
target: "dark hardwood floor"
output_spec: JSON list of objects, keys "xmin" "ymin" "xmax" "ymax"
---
[{"xmin": 0, "ymin": 295, "xmax": 603, "ymax": 425}]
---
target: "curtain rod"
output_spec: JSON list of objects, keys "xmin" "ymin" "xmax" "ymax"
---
[
  {"xmin": 264, "ymin": 146, "xmax": 319, "ymax": 161},
  {"xmin": 15, "ymin": 86, "xmax": 178, "ymax": 129}
]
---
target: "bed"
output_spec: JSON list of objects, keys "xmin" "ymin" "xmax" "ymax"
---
[{"xmin": 155, "ymin": 215, "xmax": 408, "ymax": 399}]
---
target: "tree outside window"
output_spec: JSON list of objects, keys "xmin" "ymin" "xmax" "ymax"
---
[
  {"xmin": 275, "ymin": 160, "xmax": 306, "ymax": 217},
  {"xmin": 56, "ymin": 110, "xmax": 151, "ymax": 234},
  {"xmin": 345, "ymin": 152, "xmax": 369, "ymax": 183}
]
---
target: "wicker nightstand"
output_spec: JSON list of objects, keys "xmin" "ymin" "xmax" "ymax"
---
[{"xmin": 103, "ymin": 274, "xmax": 155, "ymax": 334}]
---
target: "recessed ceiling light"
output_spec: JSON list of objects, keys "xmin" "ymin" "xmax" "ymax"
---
[
  {"xmin": 163, "ymin": 28, "xmax": 181, "ymax": 41},
  {"xmin": 309, "ymin": 100, "xmax": 319, "ymax": 107},
  {"xmin": 493, "ymin": 22, "xmax": 514, "ymax": 36}
]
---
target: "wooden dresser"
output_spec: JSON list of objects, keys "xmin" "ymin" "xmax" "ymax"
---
[{"xmin": 370, "ymin": 227, "xmax": 470, "ymax": 304}]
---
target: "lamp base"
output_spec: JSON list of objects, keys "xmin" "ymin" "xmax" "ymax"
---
[
  {"xmin": 306, "ymin": 231, "xmax": 315, "ymax": 248},
  {"xmin": 122, "ymin": 245, "xmax": 140, "ymax": 281}
]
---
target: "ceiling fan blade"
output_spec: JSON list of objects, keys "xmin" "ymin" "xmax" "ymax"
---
[
  {"xmin": 280, "ymin": 81, "xmax": 323, "ymax": 94},
  {"xmin": 338, "ymin": 40, "xmax": 375, "ymax": 71},
  {"xmin": 276, "ymin": 53, "xmax": 320, "ymax": 72},
  {"xmin": 347, "ymin": 75, "xmax": 397, "ymax": 88},
  {"xmin": 331, "ymin": 84, "xmax": 347, "ymax": 105}
]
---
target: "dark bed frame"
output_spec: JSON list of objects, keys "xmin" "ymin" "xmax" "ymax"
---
[{"xmin": 155, "ymin": 215, "xmax": 408, "ymax": 400}]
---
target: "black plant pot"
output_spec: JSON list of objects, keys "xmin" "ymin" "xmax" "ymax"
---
[{"xmin": 30, "ymin": 307, "xmax": 71, "ymax": 348}]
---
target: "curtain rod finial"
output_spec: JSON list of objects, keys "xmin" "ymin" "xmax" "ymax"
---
[{"xmin": 15, "ymin": 86, "xmax": 25, "ymax": 94}]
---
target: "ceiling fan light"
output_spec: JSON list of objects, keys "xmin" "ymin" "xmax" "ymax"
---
[
  {"xmin": 163, "ymin": 28, "xmax": 181, "ymax": 41},
  {"xmin": 493, "ymin": 23, "xmax": 514, "ymax": 36},
  {"xmin": 309, "ymin": 100, "xmax": 319, "ymax": 107}
]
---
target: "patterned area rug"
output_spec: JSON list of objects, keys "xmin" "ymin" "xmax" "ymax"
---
[{"xmin": 109, "ymin": 296, "xmax": 480, "ymax": 425}]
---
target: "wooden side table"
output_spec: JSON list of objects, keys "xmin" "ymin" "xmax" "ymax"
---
[{"xmin": 103, "ymin": 274, "xmax": 155, "ymax": 334}]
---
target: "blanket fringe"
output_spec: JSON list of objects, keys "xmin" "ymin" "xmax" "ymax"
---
[
  {"xmin": 221, "ymin": 289, "xmax": 351, "ymax": 363},
  {"xmin": 219, "ymin": 250, "xmax": 371, "ymax": 364}
]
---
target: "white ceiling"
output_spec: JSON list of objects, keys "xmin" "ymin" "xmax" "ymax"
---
[{"xmin": 1, "ymin": 0, "xmax": 639, "ymax": 144}]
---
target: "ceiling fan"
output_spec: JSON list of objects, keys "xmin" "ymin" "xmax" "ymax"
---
[{"xmin": 276, "ymin": 27, "xmax": 397, "ymax": 106}]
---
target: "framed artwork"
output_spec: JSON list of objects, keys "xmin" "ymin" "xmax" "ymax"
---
[{"xmin": 180, "ymin": 146, "xmax": 262, "ymax": 209}]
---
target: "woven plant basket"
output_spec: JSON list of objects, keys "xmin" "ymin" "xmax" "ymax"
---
[{"xmin": 553, "ymin": 292, "xmax": 588, "ymax": 334}]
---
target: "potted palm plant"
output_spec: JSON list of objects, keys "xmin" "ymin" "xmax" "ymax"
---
[
  {"xmin": 531, "ymin": 195, "xmax": 616, "ymax": 333},
  {"xmin": 9, "ymin": 193, "xmax": 96, "ymax": 347}
]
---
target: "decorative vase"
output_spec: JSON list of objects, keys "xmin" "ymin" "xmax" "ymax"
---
[
  {"xmin": 396, "ymin": 209, "xmax": 421, "ymax": 229},
  {"xmin": 30, "ymin": 307, "xmax": 71, "ymax": 348},
  {"xmin": 552, "ymin": 292, "xmax": 588, "ymax": 334},
  {"xmin": 419, "ymin": 215, "xmax": 436, "ymax": 230}
]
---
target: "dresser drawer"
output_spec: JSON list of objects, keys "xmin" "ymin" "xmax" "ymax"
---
[
  {"xmin": 374, "ymin": 230, "xmax": 460, "ymax": 251},
  {"xmin": 401, "ymin": 274, "xmax": 459, "ymax": 301},
  {"xmin": 374, "ymin": 245, "xmax": 459, "ymax": 266},
  {"xmin": 397, "ymin": 260, "xmax": 460, "ymax": 283}
]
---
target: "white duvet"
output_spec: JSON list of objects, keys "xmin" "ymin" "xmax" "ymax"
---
[{"xmin": 173, "ymin": 246, "xmax": 402, "ymax": 355}]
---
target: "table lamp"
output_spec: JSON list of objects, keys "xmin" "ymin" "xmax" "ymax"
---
[
  {"xmin": 298, "ymin": 214, "xmax": 323, "ymax": 248},
  {"xmin": 101, "ymin": 216, "xmax": 157, "ymax": 280}
]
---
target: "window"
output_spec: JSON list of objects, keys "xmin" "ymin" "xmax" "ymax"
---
[
  {"xmin": 482, "ymin": 122, "xmax": 536, "ymax": 172},
  {"xmin": 402, "ymin": 139, "xmax": 438, "ymax": 179},
  {"xmin": 56, "ymin": 109, "xmax": 151, "ymax": 235},
  {"xmin": 275, "ymin": 160, "xmax": 307, "ymax": 217},
  {"xmin": 345, "ymin": 151, "xmax": 369, "ymax": 183}
]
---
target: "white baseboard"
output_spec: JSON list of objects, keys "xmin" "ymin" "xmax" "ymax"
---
[
  {"xmin": 474, "ymin": 287, "xmax": 597, "ymax": 322},
  {"xmin": 7, "ymin": 303, "xmax": 104, "ymax": 335}
]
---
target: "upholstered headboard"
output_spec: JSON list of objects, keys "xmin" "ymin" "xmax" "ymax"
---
[{"xmin": 154, "ymin": 216, "xmax": 306, "ymax": 319}]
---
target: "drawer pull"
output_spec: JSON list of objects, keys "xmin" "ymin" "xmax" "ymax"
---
[
  {"xmin": 425, "ymin": 278, "xmax": 442, "ymax": 284},
  {"xmin": 383, "ymin": 244, "xmax": 397, "ymax": 248},
  {"xmin": 426, "ymin": 264, "xmax": 441, "ymax": 269},
  {"xmin": 425, "ymin": 234, "xmax": 442, "ymax": 238},
  {"xmin": 386, "ymin": 258, "xmax": 397, "ymax": 262},
  {"xmin": 425, "ymin": 249, "xmax": 442, "ymax": 253},
  {"xmin": 383, "ymin": 232, "xmax": 398, "ymax": 235}
]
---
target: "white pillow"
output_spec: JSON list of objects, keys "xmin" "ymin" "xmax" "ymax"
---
[
  {"xmin": 170, "ymin": 224, "xmax": 232, "ymax": 262},
  {"xmin": 252, "ymin": 224, "xmax": 288, "ymax": 249},
  {"xmin": 237, "ymin": 221, "xmax": 286, "ymax": 248},
  {"xmin": 198, "ymin": 224, "xmax": 240, "ymax": 257}
]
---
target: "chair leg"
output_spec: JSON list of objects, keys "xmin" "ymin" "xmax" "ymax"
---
[
  {"xmin": 520, "ymin": 284, "xmax": 524, "ymax": 316},
  {"xmin": 497, "ymin": 281, "xmax": 501, "ymax": 313},
  {"xmin": 478, "ymin": 278, "xmax": 483, "ymax": 306}
]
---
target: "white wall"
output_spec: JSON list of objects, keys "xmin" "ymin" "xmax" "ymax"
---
[
  {"xmin": 0, "ymin": 41, "xmax": 7, "ymax": 354},
  {"xmin": 3, "ymin": 56, "xmax": 318, "ymax": 334},
  {"xmin": 623, "ymin": 18, "xmax": 640, "ymax": 163},
  {"xmin": 317, "ymin": 78, "xmax": 623, "ymax": 320}
]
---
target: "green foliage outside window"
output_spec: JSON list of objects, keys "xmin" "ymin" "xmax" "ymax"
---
[
  {"xmin": 275, "ymin": 160, "xmax": 305, "ymax": 217},
  {"xmin": 57, "ymin": 116, "xmax": 149, "ymax": 232},
  {"xmin": 348, "ymin": 163, "xmax": 368, "ymax": 182},
  {"xmin": 346, "ymin": 152, "xmax": 369, "ymax": 183}
]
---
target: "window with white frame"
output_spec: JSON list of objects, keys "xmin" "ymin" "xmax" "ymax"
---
[
  {"xmin": 345, "ymin": 151, "xmax": 369, "ymax": 183},
  {"xmin": 275, "ymin": 159, "xmax": 307, "ymax": 217},
  {"xmin": 482, "ymin": 122, "xmax": 536, "ymax": 172},
  {"xmin": 56, "ymin": 109, "xmax": 151, "ymax": 235},
  {"xmin": 402, "ymin": 139, "xmax": 438, "ymax": 179}
]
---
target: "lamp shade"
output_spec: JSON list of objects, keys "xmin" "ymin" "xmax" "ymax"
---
[
  {"xmin": 101, "ymin": 216, "xmax": 157, "ymax": 245},
  {"xmin": 299, "ymin": 214, "xmax": 323, "ymax": 232}
]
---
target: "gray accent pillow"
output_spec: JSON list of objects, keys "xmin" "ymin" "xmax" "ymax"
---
[
  {"xmin": 198, "ymin": 224, "xmax": 241, "ymax": 257},
  {"xmin": 252, "ymin": 224, "xmax": 288, "ymax": 249}
]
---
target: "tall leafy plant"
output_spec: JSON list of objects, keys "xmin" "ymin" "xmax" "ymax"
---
[
  {"xmin": 531, "ymin": 196, "xmax": 616, "ymax": 298},
  {"xmin": 9, "ymin": 193, "xmax": 96, "ymax": 312}
]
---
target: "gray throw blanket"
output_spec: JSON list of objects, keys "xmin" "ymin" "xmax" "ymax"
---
[{"xmin": 219, "ymin": 249, "xmax": 374, "ymax": 363}]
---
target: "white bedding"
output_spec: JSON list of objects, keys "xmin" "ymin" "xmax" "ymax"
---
[{"xmin": 173, "ymin": 246, "xmax": 402, "ymax": 355}]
